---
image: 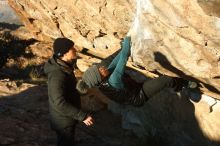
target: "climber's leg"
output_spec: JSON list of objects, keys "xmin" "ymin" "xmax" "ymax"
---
[
  {"xmin": 107, "ymin": 36, "xmax": 131, "ymax": 89},
  {"xmin": 142, "ymin": 75, "xmax": 173, "ymax": 98}
]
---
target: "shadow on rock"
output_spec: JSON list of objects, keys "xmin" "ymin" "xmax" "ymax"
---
[
  {"xmin": 0, "ymin": 22, "xmax": 22, "ymax": 31},
  {"xmin": 153, "ymin": 51, "xmax": 220, "ymax": 96},
  {"xmin": 109, "ymin": 87, "xmax": 220, "ymax": 146},
  {"xmin": 0, "ymin": 31, "xmax": 37, "ymax": 65},
  {"xmin": 0, "ymin": 30, "xmax": 43, "ymax": 80}
]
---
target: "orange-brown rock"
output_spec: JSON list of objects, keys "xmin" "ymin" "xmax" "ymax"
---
[{"xmin": 8, "ymin": 0, "xmax": 220, "ymax": 98}]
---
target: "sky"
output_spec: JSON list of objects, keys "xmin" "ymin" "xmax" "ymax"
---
[{"xmin": 0, "ymin": 0, "xmax": 22, "ymax": 24}]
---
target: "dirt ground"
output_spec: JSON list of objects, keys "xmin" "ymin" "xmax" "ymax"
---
[
  {"xmin": 0, "ymin": 79, "xmax": 142, "ymax": 146},
  {"xmin": 0, "ymin": 63, "xmax": 151, "ymax": 146}
]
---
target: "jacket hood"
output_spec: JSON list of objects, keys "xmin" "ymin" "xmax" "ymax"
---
[{"xmin": 44, "ymin": 56, "xmax": 61, "ymax": 75}]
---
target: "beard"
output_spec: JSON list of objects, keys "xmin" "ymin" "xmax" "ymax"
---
[{"xmin": 67, "ymin": 59, "xmax": 77, "ymax": 68}]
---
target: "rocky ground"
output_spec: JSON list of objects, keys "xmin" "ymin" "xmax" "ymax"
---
[{"xmin": 0, "ymin": 80, "xmax": 143, "ymax": 146}]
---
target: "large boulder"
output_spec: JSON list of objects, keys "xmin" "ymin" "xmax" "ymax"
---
[
  {"xmin": 128, "ymin": 0, "xmax": 220, "ymax": 99},
  {"xmin": 7, "ymin": 0, "xmax": 220, "ymax": 96}
]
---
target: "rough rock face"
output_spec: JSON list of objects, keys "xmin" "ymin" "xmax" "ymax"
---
[
  {"xmin": 8, "ymin": 0, "xmax": 220, "ymax": 97},
  {"xmin": 8, "ymin": 0, "xmax": 135, "ymax": 53},
  {"xmin": 128, "ymin": 0, "xmax": 220, "ymax": 98}
]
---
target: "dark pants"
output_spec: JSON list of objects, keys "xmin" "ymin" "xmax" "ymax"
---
[
  {"xmin": 142, "ymin": 75, "xmax": 173, "ymax": 98},
  {"xmin": 49, "ymin": 110, "xmax": 77, "ymax": 146},
  {"xmin": 54, "ymin": 126, "xmax": 76, "ymax": 146}
]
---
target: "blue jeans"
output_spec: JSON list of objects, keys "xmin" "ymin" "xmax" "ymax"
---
[{"xmin": 107, "ymin": 37, "xmax": 131, "ymax": 89}]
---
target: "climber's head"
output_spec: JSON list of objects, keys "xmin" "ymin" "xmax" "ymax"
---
[{"xmin": 98, "ymin": 66, "xmax": 110, "ymax": 80}]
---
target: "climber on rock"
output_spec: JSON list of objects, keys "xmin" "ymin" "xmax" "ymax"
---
[{"xmin": 77, "ymin": 36, "xmax": 188, "ymax": 106}]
